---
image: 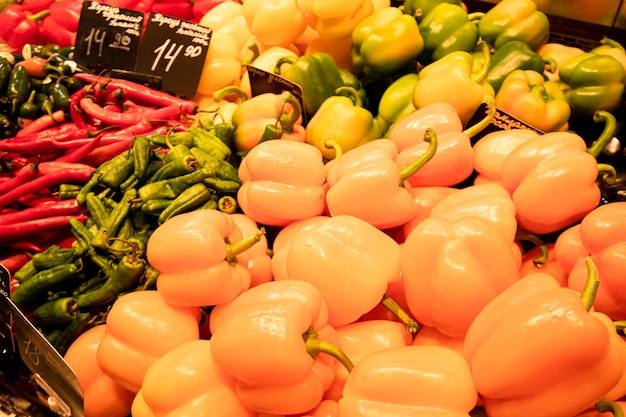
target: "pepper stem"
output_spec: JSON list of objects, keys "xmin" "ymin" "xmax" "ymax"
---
[
  {"xmin": 225, "ymin": 228, "xmax": 266, "ymax": 262},
  {"xmin": 463, "ymin": 95, "xmax": 496, "ymax": 138},
  {"xmin": 596, "ymin": 399, "xmax": 625, "ymax": 417},
  {"xmin": 471, "ymin": 40, "xmax": 491, "ymax": 85},
  {"xmin": 580, "ymin": 257, "xmax": 600, "ymax": 312},
  {"xmin": 587, "ymin": 110, "xmax": 617, "ymax": 158},
  {"xmin": 27, "ymin": 9, "xmax": 51, "ymax": 21},
  {"xmin": 274, "ymin": 55, "xmax": 297, "ymax": 75},
  {"xmin": 380, "ymin": 294, "xmax": 419, "ymax": 333},
  {"xmin": 515, "ymin": 228, "xmax": 549, "ymax": 267},
  {"xmin": 598, "ymin": 163, "xmax": 618, "ymax": 186},
  {"xmin": 304, "ymin": 327, "xmax": 354, "ymax": 373},
  {"xmin": 278, "ymin": 91, "xmax": 302, "ymax": 132},
  {"xmin": 600, "ymin": 37, "xmax": 626, "ymax": 53},
  {"xmin": 398, "ymin": 128, "xmax": 438, "ymax": 184},
  {"xmin": 614, "ymin": 320, "xmax": 626, "ymax": 335},
  {"xmin": 334, "ymin": 86, "xmax": 363, "ymax": 108},
  {"xmin": 324, "ymin": 139, "xmax": 343, "ymax": 160},
  {"xmin": 212, "ymin": 85, "xmax": 249, "ymax": 103}
]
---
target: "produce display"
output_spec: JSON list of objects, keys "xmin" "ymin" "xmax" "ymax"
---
[{"xmin": 0, "ymin": 0, "xmax": 625, "ymax": 416}]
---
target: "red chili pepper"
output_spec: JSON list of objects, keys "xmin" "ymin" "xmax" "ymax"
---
[
  {"xmin": 0, "ymin": 163, "xmax": 40, "ymax": 196},
  {"xmin": 0, "ymin": 214, "xmax": 87, "ymax": 243},
  {"xmin": 0, "ymin": 252, "xmax": 32, "ymax": 274},
  {"xmin": 80, "ymin": 137, "xmax": 135, "ymax": 167},
  {"xmin": 15, "ymin": 56, "xmax": 48, "ymax": 78},
  {"xmin": 79, "ymin": 97, "xmax": 195, "ymax": 127},
  {"xmin": 3, "ymin": 240, "xmax": 46, "ymax": 253},
  {"xmin": 39, "ymin": 0, "xmax": 81, "ymax": 48},
  {"xmin": 0, "ymin": 199, "xmax": 83, "ymax": 225},
  {"xmin": 0, "ymin": 5, "xmax": 48, "ymax": 51},
  {"xmin": 16, "ymin": 110, "xmax": 66, "ymax": 137}
]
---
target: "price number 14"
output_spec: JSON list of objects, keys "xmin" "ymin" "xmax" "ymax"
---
[{"xmin": 152, "ymin": 39, "xmax": 203, "ymax": 73}]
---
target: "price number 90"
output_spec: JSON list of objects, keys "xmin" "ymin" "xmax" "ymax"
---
[{"xmin": 152, "ymin": 39, "xmax": 203, "ymax": 73}]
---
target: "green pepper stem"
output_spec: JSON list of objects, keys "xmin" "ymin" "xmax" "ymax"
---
[
  {"xmin": 212, "ymin": 85, "xmax": 249, "ymax": 103},
  {"xmin": 471, "ymin": 40, "xmax": 491, "ymax": 85},
  {"xmin": 278, "ymin": 91, "xmax": 302, "ymax": 132},
  {"xmin": 515, "ymin": 229, "xmax": 549, "ymax": 267},
  {"xmin": 467, "ymin": 12, "xmax": 486, "ymax": 23},
  {"xmin": 398, "ymin": 128, "xmax": 438, "ymax": 184},
  {"xmin": 614, "ymin": 320, "xmax": 626, "ymax": 335},
  {"xmin": 596, "ymin": 399, "xmax": 625, "ymax": 417},
  {"xmin": 380, "ymin": 294, "xmax": 419, "ymax": 333},
  {"xmin": 587, "ymin": 110, "xmax": 617, "ymax": 158},
  {"xmin": 225, "ymin": 228, "xmax": 266, "ymax": 262},
  {"xmin": 27, "ymin": 9, "xmax": 50, "ymax": 21},
  {"xmin": 304, "ymin": 327, "xmax": 354, "ymax": 373},
  {"xmin": 274, "ymin": 55, "xmax": 297, "ymax": 75},
  {"xmin": 598, "ymin": 163, "xmax": 618, "ymax": 186},
  {"xmin": 580, "ymin": 257, "xmax": 600, "ymax": 312},
  {"xmin": 543, "ymin": 57, "xmax": 558, "ymax": 74},
  {"xmin": 601, "ymin": 37, "xmax": 626, "ymax": 53},
  {"xmin": 334, "ymin": 86, "xmax": 363, "ymax": 108},
  {"xmin": 463, "ymin": 95, "xmax": 496, "ymax": 138},
  {"xmin": 324, "ymin": 139, "xmax": 343, "ymax": 160}
]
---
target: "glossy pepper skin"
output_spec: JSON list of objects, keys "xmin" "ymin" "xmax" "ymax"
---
[
  {"xmin": 464, "ymin": 270, "xmax": 624, "ymax": 417},
  {"xmin": 298, "ymin": 0, "xmax": 375, "ymax": 41},
  {"xmin": 376, "ymin": 73, "xmax": 418, "ymax": 134},
  {"xmin": 132, "ymin": 340, "xmax": 256, "ymax": 417},
  {"xmin": 305, "ymin": 86, "xmax": 384, "ymax": 160},
  {"xmin": 500, "ymin": 111, "xmax": 617, "ymax": 234},
  {"xmin": 0, "ymin": 4, "xmax": 47, "ymax": 51},
  {"xmin": 566, "ymin": 202, "xmax": 626, "ymax": 320},
  {"xmin": 338, "ymin": 345, "xmax": 478, "ymax": 417},
  {"xmin": 495, "ymin": 69, "xmax": 571, "ymax": 132},
  {"xmin": 478, "ymin": 0, "xmax": 550, "ymax": 51},
  {"xmin": 241, "ymin": 0, "xmax": 307, "ymax": 48},
  {"xmin": 325, "ymin": 134, "xmax": 437, "ymax": 230},
  {"xmin": 402, "ymin": 0, "xmax": 462, "ymax": 22},
  {"xmin": 146, "ymin": 209, "xmax": 259, "ymax": 307},
  {"xmin": 351, "ymin": 6, "xmax": 424, "ymax": 79},
  {"xmin": 558, "ymin": 46, "xmax": 626, "ymax": 117},
  {"xmin": 40, "ymin": 0, "xmax": 82, "ymax": 48},
  {"xmin": 417, "ymin": 2, "xmax": 481, "ymax": 65},
  {"xmin": 209, "ymin": 280, "xmax": 349, "ymax": 415},
  {"xmin": 274, "ymin": 52, "xmax": 347, "ymax": 120},
  {"xmin": 96, "ymin": 290, "xmax": 201, "ymax": 393},
  {"xmin": 487, "ymin": 40, "xmax": 551, "ymax": 93},
  {"xmin": 237, "ymin": 140, "xmax": 327, "ymax": 227}
]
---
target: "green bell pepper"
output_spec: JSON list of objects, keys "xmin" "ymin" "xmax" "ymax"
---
[
  {"xmin": 351, "ymin": 6, "xmax": 424, "ymax": 79},
  {"xmin": 402, "ymin": 0, "xmax": 462, "ymax": 22},
  {"xmin": 305, "ymin": 86, "xmax": 385, "ymax": 160},
  {"xmin": 477, "ymin": 0, "xmax": 550, "ymax": 51},
  {"xmin": 559, "ymin": 48, "xmax": 626, "ymax": 117},
  {"xmin": 339, "ymin": 69, "xmax": 370, "ymax": 110},
  {"xmin": 487, "ymin": 40, "xmax": 552, "ymax": 93},
  {"xmin": 417, "ymin": 3, "xmax": 483, "ymax": 65},
  {"xmin": 274, "ymin": 52, "xmax": 346, "ymax": 120},
  {"xmin": 376, "ymin": 72, "xmax": 418, "ymax": 136}
]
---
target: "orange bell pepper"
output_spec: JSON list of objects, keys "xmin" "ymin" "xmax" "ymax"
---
[
  {"xmin": 389, "ymin": 100, "xmax": 495, "ymax": 187},
  {"xmin": 96, "ymin": 290, "xmax": 202, "ymax": 393},
  {"xmin": 411, "ymin": 325, "xmax": 465, "ymax": 358},
  {"xmin": 325, "ymin": 131, "xmax": 437, "ymax": 229},
  {"xmin": 195, "ymin": 32, "xmax": 244, "ymax": 96},
  {"xmin": 519, "ymin": 243, "xmax": 568, "ymax": 287},
  {"xmin": 131, "ymin": 339, "xmax": 256, "ymax": 417},
  {"xmin": 500, "ymin": 110, "xmax": 618, "ymax": 234},
  {"xmin": 567, "ymin": 202, "xmax": 626, "ymax": 320},
  {"xmin": 63, "ymin": 325, "xmax": 135, "ymax": 417},
  {"xmin": 146, "ymin": 209, "xmax": 263, "ymax": 307},
  {"xmin": 472, "ymin": 128, "xmax": 539, "ymax": 186},
  {"xmin": 464, "ymin": 261, "xmax": 624, "ymax": 417},
  {"xmin": 401, "ymin": 185, "xmax": 460, "ymax": 242},
  {"xmin": 338, "ymin": 344, "xmax": 478, "ymax": 416},
  {"xmin": 231, "ymin": 213, "xmax": 273, "ymax": 288},
  {"xmin": 271, "ymin": 215, "xmax": 412, "ymax": 329},
  {"xmin": 209, "ymin": 280, "xmax": 353, "ymax": 415},
  {"xmin": 237, "ymin": 140, "xmax": 327, "ymax": 227},
  {"xmin": 401, "ymin": 215, "xmax": 521, "ymax": 338},
  {"xmin": 325, "ymin": 319, "xmax": 413, "ymax": 401},
  {"xmin": 554, "ymin": 223, "xmax": 587, "ymax": 274},
  {"xmin": 582, "ymin": 400, "xmax": 626, "ymax": 417}
]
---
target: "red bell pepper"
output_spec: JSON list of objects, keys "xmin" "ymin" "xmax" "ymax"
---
[
  {"xmin": 338, "ymin": 344, "xmax": 478, "ymax": 416},
  {"xmin": 131, "ymin": 339, "xmax": 256, "ymax": 417},
  {"xmin": 191, "ymin": 0, "xmax": 239, "ymax": 23},
  {"xmin": 401, "ymin": 215, "xmax": 521, "ymax": 338},
  {"xmin": 271, "ymin": 215, "xmax": 412, "ymax": 329},
  {"xmin": 325, "ymin": 131, "xmax": 437, "ymax": 230},
  {"xmin": 146, "ymin": 209, "xmax": 263, "ymax": 307},
  {"xmin": 150, "ymin": 0, "xmax": 194, "ymax": 20},
  {"xmin": 0, "ymin": 4, "xmax": 48, "ymax": 51},
  {"xmin": 464, "ymin": 261, "xmax": 624, "ymax": 417},
  {"xmin": 237, "ymin": 140, "xmax": 327, "ymax": 227},
  {"xmin": 209, "ymin": 280, "xmax": 353, "ymax": 415},
  {"xmin": 40, "ymin": 0, "xmax": 82, "ymax": 48}
]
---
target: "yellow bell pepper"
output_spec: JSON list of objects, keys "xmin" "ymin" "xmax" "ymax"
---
[
  {"xmin": 299, "ymin": 0, "xmax": 376, "ymax": 41},
  {"xmin": 413, "ymin": 40, "xmax": 491, "ymax": 125},
  {"xmin": 537, "ymin": 42, "xmax": 585, "ymax": 81},
  {"xmin": 242, "ymin": 0, "xmax": 308, "ymax": 48},
  {"xmin": 495, "ymin": 69, "xmax": 571, "ymax": 132},
  {"xmin": 195, "ymin": 32, "xmax": 244, "ymax": 96},
  {"xmin": 198, "ymin": 2, "xmax": 253, "ymax": 60}
]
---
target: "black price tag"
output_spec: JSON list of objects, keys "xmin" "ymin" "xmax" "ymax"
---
[
  {"xmin": 466, "ymin": 102, "xmax": 544, "ymax": 144},
  {"xmin": 73, "ymin": 1, "xmax": 145, "ymax": 71},
  {"xmin": 0, "ymin": 265, "xmax": 84, "ymax": 417},
  {"xmin": 135, "ymin": 13, "xmax": 212, "ymax": 98},
  {"xmin": 246, "ymin": 65, "xmax": 306, "ymax": 124}
]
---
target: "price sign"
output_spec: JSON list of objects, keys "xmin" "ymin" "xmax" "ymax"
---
[
  {"xmin": 74, "ymin": 1, "xmax": 144, "ymax": 71},
  {"xmin": 466, "ymin": 102, "xmax": 544, "ymax": 144},
  {"xmin": 135, "ymin": 13, "xmax": 211, "ymax": 98},
  {"xmin": 246, "ymin": 65, "xmax": 306, "ymax": 124}
]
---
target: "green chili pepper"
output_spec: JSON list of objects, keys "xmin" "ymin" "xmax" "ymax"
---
[
  {"xmin": 190, "ymin": 126, "xmax": 232, "ymax": 160},
  {"xmin": 189, "ymin": 147, "xmax": 239, "ymax": 182},
  {"xmin": 0, "ymin": 58, "xmax": 12, "ymax": 94},
  {"xmin": 32, "ymin": 297, "xmax": 78, "ymax": 325},
  {"xmin": 139, "ymin": 263, "xmax": 160, "ymax": 291},
  {"xmin": 157, "ymin": 182, "xmax": 214, "ymax": 225},
  {"xmin": 13, "ymin": 258, "xmax": 37, "ymax": 283},
  {"xmin": 217, "ymin": 195, "xmax": 238, "ymax": 214},
  {"xmin": 91, "ymin": 187, "xmax": 138, "ymax": 250},
  {"xmin": 203, "ymin": 177, "xmax": 242, "ymax": 194},
  {"xmin": 72, "ymin": 276, "xmax": 107, "ymax": 297},
  {"xmin": 7, "ymin": 64, "xmax": 30, "ymax": 115},
  {"xmin": 48, "ymin": 80, "xmax": 71, "ymax": 110},
  {"xmin": 84, "ymin": 191, "xmax": 111, "ymax": 228},
  {"xmin": 11, "ymin": 263, "xmax": 79, "ymax": 311},
  {"xmin": 149, "ymin": 130, "xmax": 195, "ymax": 148},
  {"xmin": 149, "ymin": 154, "xmax": 198, "ymax": 183},
  {"xmin": 119, "ymin": 174, "xmax": 139, "ymax": 193},
  {"xmin": 109, "ymin": 218, "xmax": 136, "ymax": 256},
  {"xmin": 58, "ymin": 183, "xmax": 83, "ymax": 200},
  {"xmin": 32, "ymin": 246, "xmax": 81, "ymax": 271},
  {"xmin": 140, "ymin": 198, "xmax": 172, "ymax": 216},
  {"xmin": 52, "ymin": 312, "xmax": 93, "ymax": 356},
  {"xmin": 200, "ymin": 199, "xmax": 218, "ymax": 210},
  {"xmin": 76, "ymin": 254, "xmax": 145, "ymax": 309},
  {"xmin": 87, "ymin": 252, "xmax": 116, "ymax": 277},
  {"xmin": 59, "ymin": 75, "xmax": 85, "ymax": 93},
  {"xmin": 132, "ymin": 135, "xmax": 152, "ymax": 182},
  {"xmin": 210, "ymin": 121, "xmax": 235, "ymax": 146},
  {"xmin": 137, "ymin": 167, "xmax": 215, "ymax": 201},
  {"xmin": 18, "ymin": 90, "xmax": 40, "ymax": 120},
  {"xmin": 69, "ymin": 217, "xmax": 94, "ymax": 252},
  {"xmin": 35, "ymin": 91, "xmax": 54, "ymax": 117},
  {"xmin": 99, "ymin": 154, "xmax": 135, "ymax": 189}
]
